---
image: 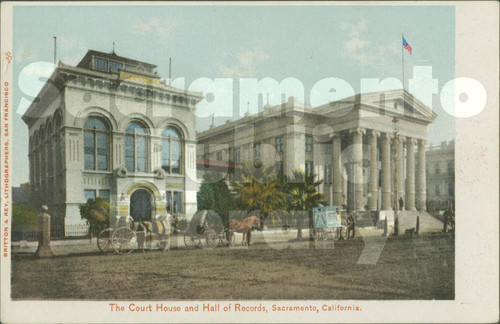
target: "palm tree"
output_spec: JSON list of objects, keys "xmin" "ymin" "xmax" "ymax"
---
[
  {"xmin": 232, "ymin": 161, "xmax": 286, "ymax": 225},
  {"xmin": 282, "ymin": 170, "xmax": 324, "ymax": 240}
]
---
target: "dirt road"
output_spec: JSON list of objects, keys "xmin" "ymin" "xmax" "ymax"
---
[{"xmin": 11, "ymin": 233, "xmax": 454, "ymax": 300}]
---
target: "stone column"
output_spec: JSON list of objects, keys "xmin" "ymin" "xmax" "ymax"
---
[
  {"xmin": 416, "ymin": 139, "xmax": 427, "ymax": 211},
  {"xmin": 381, "ymin": 134, "xmax": 392, "ymax": 210},
  {"xmin": 406, "ymin": 138, "xmax": 417, "ymax": 210},
  {"xmin": 395, "ymin": 135, "xmax": 405, "ymax": 203},
  {"xmin": 331, "ymin": 133, "xmax": 343, "ymax": 206},
  {"xmin": 368, "ymin": 131, "xmax": 379, "ymax": 211},
  {"xmin": 351, "ymin": 128, "xmax": 365, "ymax": 211}
]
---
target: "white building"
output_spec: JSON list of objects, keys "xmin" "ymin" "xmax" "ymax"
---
[
  {"xmin": 22, "ymin": 50, "xmax": 202, "ymax": 236},
  {"xmin": 198, "ymin": 91, "xmax": 437, "ymax": 213}
]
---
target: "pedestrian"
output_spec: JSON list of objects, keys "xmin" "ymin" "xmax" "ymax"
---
[{"xmin": 347, "ymin": 213, "xmax": 355, "ymax": 239}]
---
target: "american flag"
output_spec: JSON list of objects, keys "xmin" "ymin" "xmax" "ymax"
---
[{"xmin": 402, "ymin": 37, "xmax": 412, "ymax": 55}]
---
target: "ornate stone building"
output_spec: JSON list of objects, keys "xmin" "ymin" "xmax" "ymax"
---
[
  {"xmin": 426, "ymin": 140, "xmax": 455, "ymax": 211},
  {"xmin": 197, "ymin": 91, "xmax": 436, "ymax": 214},
  {"xmin": 22, "ymin": 50, "xmax": 202, "ymax": 235}
]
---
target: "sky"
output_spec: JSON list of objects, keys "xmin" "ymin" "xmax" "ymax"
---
[{"xmin": 11, "ymin": 4, "xmax": 455, "ymax": 186}]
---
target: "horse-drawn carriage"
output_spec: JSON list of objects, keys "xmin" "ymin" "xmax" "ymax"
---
[
  {"xmin": 312, "ymin": 206, "xmax": 348, "ymax": 241},
  {"xmin": 97, "ymin": 214, "xmax": 171, "ymax": 254},
  {"xmin": 184, "ymin": 210, "xmax": 261, "ymax": 248},
  {"xmin": 183, "ymin": 210, "xmax": 234, "ymax": 248}
]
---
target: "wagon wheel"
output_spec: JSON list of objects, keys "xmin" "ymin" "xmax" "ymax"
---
[
  {"xmin": 97, "ymin": 228, "xmax": 114, "ymax": 253},
  {"xmin": 221, "ymin": 229, "xmax": 235, "ymax": 246},
  {"xmin": 204, "ymin": 228, "xmax": 218, "ymax": 248},
  {"xmin": 183, "ymin": 233, "xmax": 200, "ymax": 249},
  {"xmin": 333, "ymin": 227, "xmax": 346, "ymax": 241},
  {"xmin": 340, "ymin": 226, "xmax": 348, "ymax": 240},
  {"xmin": 112, "ymin": 226, "xmax": 137, "ymax": 254}
]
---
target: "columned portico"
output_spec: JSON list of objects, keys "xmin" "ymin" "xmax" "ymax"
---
[
  {"xmin": 351, "ymin": 128, "xmax": 365, "ymax": 211},
  {"xmin": 331, "ymin": 133, "xmax": 343, "ymax": 206},
  {"xmin": 197, "ymin": 89, "xmax": 436, "ymax": 216},
  {"xmin": 368, "ymin": 131, "xmax": 379, "ymax": 211},
  {"xmin": 406, "ymin": 138, "xmax": 416, "ymax": 210},
  {"xmin": 381, "ymin": 134, "xmax": 392, "ymax": 210},
  {"xmin": 395, "ymin": 135, "xmax": 405, "ymax": 202}
]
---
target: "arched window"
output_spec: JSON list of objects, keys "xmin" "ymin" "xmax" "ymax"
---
[
  {"xmin": 125, "ymin": 122, "xmax": 148, "ymax": 172},
  {"xmin": 84, "ymin": 117, "xmax": 110, "ymax": 171},
  {"xmin": 162, "ymin": 127, "xmax": 182, "ymax": 174}
]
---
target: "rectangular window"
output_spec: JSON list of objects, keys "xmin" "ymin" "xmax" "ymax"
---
[
  {"xmin": 216, "ymin": 151, "xmax": 222, "ymax": 161},
  {"xmin": 109, "ymin": 61, "xmax": 123, "ymax": 73},
  {"xmin": 234, "ymin": 147, "xmax": 241, "ymax": 162},
  {"xmin": 254, "ymin": 142, "xmax": 261, "ymax": 159},
  {"xmin": 435, "ymin": 163, "xmax": 440, "ymax": 174},
  {"xmin": 137, "ymin": 137, "xmax": 147, "ymax": 172},
  {"xmin": 162, "ymin": 139, "xmax": 170, "ymax": 171},
  {"xmin": 447, "ymin": 161, "xmax": 454, "ymax": 173},
  {"xmin": 84, "ymin": 190, "xmax": 96, "ymax": 202},
  {"xmin": 96, "ymin": 133, "xmax": 107, "ymax": 170},
  {"xmin": 448, "ymin": 183, "xmax": 454, "ymax": 196},
  {"xmin": 171, "ymin": 141, "xmax": 180, "ymax": 174},
  {"xmin": 435, "ymin": 184, "xmax": 440, "ymax": 196},
  {"xmin": 275, "ymin": 136, "xmax": 284, "ymax": 153},
  {"xmin": 166, "ymin": 191, "xmax": 183, "ymax": 214},
  {"xmin": 305, "ymin": 161, "xmax": 313, "ymax": 177},
  {"xmin": 99, "ymin": 190, "xmax": 110, "ymax": 200},
  {"xmin": 173, "ymin": 192, "xmax": 181, "ymax": 213},
  {"xmin": 125, "ymin": 136, "xmax": 135, "ymax": 172},
  {"xmin": 325, "ymin": 164, "xmax": 332, "ymax": 184},
  {"xmin": 93, "ymin": 57, "xmax": 108, "ymax": 71},
  {"xmin": 305, "ymin": 136, "xmax": 313, "ymax": 152},
  {"xmin": 84, "ymin": 131, "xmax": 95, "ymax": 170}
]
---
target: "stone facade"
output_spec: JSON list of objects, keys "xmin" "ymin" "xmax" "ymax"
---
[
  {"xmin": 22, "ymin": 50, "xmax": 202, "ymax": 236},
  {"xmin": 197, "ymin": 91, "xmax": 436, "ymax": 212},
  {"xmin": 426, "ymin": 140, "xmax": 455, "ymax": 211}
]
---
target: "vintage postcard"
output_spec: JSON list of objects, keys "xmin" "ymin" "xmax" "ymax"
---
[{"xmin": 1, "ymin": 1, "xmax": 498, "ymax": 323}]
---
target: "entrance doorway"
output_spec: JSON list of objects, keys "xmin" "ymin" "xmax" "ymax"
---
[{"xmin": 130, "ymin": 189, "xmax": 153, "ymax": 221}]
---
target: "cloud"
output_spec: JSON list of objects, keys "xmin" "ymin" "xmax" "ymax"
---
[
  {"xmin": 56, "ymin": 36, "xmax": 88, "ymax": 65},
  {"xmin": 15, "ymin": 44, "xmax": 38, "ymax": 65},
  {"xmin": 130, "ymin": 18, "xmax": 176, "ymax": 39},
  {"xmin": 218, "ymin": 41, "xmax": 269, "ymax": 78},
  {"xmin": 339, "ymin": 14, "xmax": 398, "ymax": 74}
]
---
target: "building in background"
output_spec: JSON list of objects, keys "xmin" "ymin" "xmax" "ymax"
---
[
  {"xmin": 426, "ymin": 140, "xmax": 455, "ymax": 211},
  {"xmin": 197, "ymin": 90, "xmax": 437, "ymax": 213},
  {"xmin": 22, "ymin": 50, "xmax": 202, "ymax": 236}
]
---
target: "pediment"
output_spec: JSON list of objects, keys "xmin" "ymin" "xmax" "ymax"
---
[{"xmin": 360, "ymin": 90, "xmax": 437, "ymax": 124}]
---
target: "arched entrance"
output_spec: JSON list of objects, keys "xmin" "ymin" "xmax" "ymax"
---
[{"xmin": 130, "ymin": 189, "xmax": 153, "ymax": 222}]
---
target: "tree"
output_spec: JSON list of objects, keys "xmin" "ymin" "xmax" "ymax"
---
[
  {"xmin": 12, "ymin": 203, "xmax": 38, "ymax": 228},
  {"xmin": 232, "ymin": 161, "xmax": 286, "ymax": 225},
  {"xmin": 197, "ymin": 171, "xmax": 235, "ymax": 226},
  {"xmin": 79, "ymin": 197, "xmax": 113, "ymax": 237},
  {"xmin": 282, "ymin": 170, "xmax": 324, "ymax": 240}
]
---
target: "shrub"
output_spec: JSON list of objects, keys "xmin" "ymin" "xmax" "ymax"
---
[{"xmin": 79, "ymin": 198, "xmax": 114, "ymax": 236}]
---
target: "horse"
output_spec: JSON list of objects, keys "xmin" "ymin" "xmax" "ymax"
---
[{"xmin": 228, "ymin": 216, "xmax": 260, "ymax": 246}]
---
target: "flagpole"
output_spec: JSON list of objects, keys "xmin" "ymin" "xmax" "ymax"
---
[{"xmin": 402, "ymin": 33, "xmax": 405, "ymax": 91}]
